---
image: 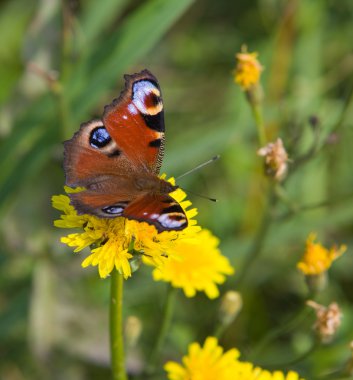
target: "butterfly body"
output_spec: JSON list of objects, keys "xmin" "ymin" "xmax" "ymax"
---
[{"xmin": 63, "ymin": 70, "xmax": 188, "ymax": 232}]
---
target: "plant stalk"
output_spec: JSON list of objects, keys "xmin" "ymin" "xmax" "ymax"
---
[
  {"xmin": 147, "ymin": 286, "xmax": 177, "ymax": 375},
  {"xmin": 251, "ymin": 103, "xmax": 267, "ymax": 147},
  {"xmin": 237, "ymin": 185, "xmax": 276, "ymax": 287},
  {"xmin": 110, "ymin": 269, "xmax": 127, "ymax": 380}
]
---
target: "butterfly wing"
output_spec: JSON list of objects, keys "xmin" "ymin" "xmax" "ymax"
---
[
  {"xmin": 123, "ymin": 193, "xmax": 188, "ymax": 232},
  {"xmin": 64, "ymin": 119, "xmax": 132, "ymax": 186},
  {"xmin": 103, "ymin": 69, "xmax": 165, "ymax": 174},
  {"xmin": 63, "ymin": 70, "xmax": 166, "ymax": 217}
]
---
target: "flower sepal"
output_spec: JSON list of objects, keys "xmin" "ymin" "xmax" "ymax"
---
[
  {"xmin": 129, "ymin": 252, "xmax": 143, "ymax": 274},
  {"xmin": 305, "ymin": 272, "xmax": 328, "ymax": 295}
]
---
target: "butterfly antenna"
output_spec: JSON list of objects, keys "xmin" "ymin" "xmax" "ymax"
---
[
  {"xmin": 176, "ymin": 155, "xmax": 220, "ymax": 180},
  {"xmin": 179, "ymin": 187, "xmax": 218, "ymax": 202}
]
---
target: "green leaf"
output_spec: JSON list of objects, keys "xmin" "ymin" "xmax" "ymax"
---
[
  {"xmin": 0, "ymin": 0, "xmax": 36, "ymax": 102},
  {"xmin": 78, "ymin": 0, "xmax": 129, "ymax": 52},
  {"xmin": 0, "ymin": 131, "xmax": 54, "ymax": 217},
  {"xmin": 68, "ymin": 0, "xmax": 195, "ymax": 122}
]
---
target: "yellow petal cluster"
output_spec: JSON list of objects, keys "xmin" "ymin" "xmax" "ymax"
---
[
  {"xmin": 165, "ymin": 337, "xmax": 304, "ymax": 380},
  {"xmin": 234, "ymin": 50, "xmax": 263, "ymax": 90},
  {"xmin": 151, "ymin": 230, "xmax": 234, "ymax": 299},
  {"xmin": 52, "ymin": 178, "xmax": 234, "ymax": 296},
  {"xmin": 297, "ymin": 233, "xmax": 347, "ymax": 276}
]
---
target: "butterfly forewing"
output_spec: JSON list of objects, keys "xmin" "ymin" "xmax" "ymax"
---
[
  {"xmin": 64, "ymin": 120, "xmax": 135, "ymax": 187},
  {"xmin": 103, "ymin": 70, "xmax": 165, "ymax": 174}
]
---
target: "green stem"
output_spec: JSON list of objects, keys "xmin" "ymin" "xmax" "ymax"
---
[
  {"xmin": 110, "ymin": 269, "xmax": 127, "ymax": 380},
  {"xmin": 276, "ymin": 191, "xmax": 353, "ymax": 221},
  {"xmin": 251, "ymin": 103, "xmax": 267, "ymax": 146},
  {"xmin": 237, "ymin": 185, "xmax": 276, "ymax": 287},
  {"xmin": 332, "ymin": 80, "xmax": 353, "ymax": 133},
  {"xmin": 248, "ymin": 305, "xmax": 312, "ymax": 361},
  {"xmin": 147, "ymin": 286, "xmax": 177, "ymax": 375},
  {"xmin": 263, "ymin": 339, "xmax": 319, "ymax": 368},
  {"xmin": 214, "ymin": 321, "xmax": 228, "ymax": 340}
]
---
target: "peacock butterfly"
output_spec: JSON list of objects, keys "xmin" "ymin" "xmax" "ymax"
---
[{"xmin": 63, "ymin": 70, "xmax": 188, "ymax": 232}]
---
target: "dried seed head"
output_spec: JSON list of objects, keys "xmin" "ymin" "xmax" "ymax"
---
[
  {"xmin": 257, "ymin": 138, "xmax": 289, "ymax": 181},
  {"xmin": 307, "ymin": 300, "xmax": 342, "ymax": 343}
]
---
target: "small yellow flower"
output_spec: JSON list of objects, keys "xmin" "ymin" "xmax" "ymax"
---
[
  {"xmin": 165, "ymin": 337, "xmax": 305, "ymax": 380},
  {"xmin": 297, "ymin": 233, "xmax": 347, "ymax": 276},
  {"xmin": 165, "ymin": 337, "xmax": 241, "ymax": 380},
  {"xmin": 151, "ymin": 230, "xmax": 234, "ymax": 299},
  {"xmin": 234, "ymin": 48, "xmax": 263, "ymax": 90}
]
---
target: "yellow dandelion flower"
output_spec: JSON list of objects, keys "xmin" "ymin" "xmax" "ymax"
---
[
  {"xmin": 235, "ymin": 363, "xmax": 304, "ymax": 380},
  {"xmin": 165, "ymin": 337, "xmax": 241, "ymax": 380},
  {"xmin": 151, "ymin": 230, "xmax": 234, "ymax": 299},
  {"xmin": 234, "ymin": 48, "xmax": 263, "ymax": 90},
  {"xmin": 165, "ymin": 337, "xmax": 305, "ymax": 380},
  {"xmin": 297, "ymin": 233, "xmax": 347, "ymax": 276},
  {"xmin": 52, "ymin": 176, "xmax": 233, "ymax": 291}
]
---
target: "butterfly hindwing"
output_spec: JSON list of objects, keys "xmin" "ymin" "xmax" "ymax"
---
[
  {"xmin": 123, "ymin": 193, "xmax": 188, "ymax": 232},
  {"xmin": 103, "ymin": 70, "xmax": 165, "ymax": 174}
]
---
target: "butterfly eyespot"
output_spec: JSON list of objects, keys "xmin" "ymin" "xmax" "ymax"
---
[
  {"xmin": 132, "ymin": 80, "xmax": 163, "ymax": 116},
  {"xmin": 102, "ymin": 205, "xmax": 124, "ymax": 215},
  {"xmin": 90, "ymin": 126, "xmax": 111, "ymax": 149},
  {"xmin": 157, "ymin": 214, "xmax": 187, "ymax": 229}
]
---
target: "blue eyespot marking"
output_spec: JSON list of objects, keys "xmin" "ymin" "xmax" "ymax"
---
[
  {"xmin": 90, "ymin": 127, "xmax": 111, "ymax": 149},
  {"xmin": 102, "ymin": 206, "xmax": 124, "ymax": 215},
  {"xmin": 102, "ymin": 202, "xmax": 129, "ymax": 216}
]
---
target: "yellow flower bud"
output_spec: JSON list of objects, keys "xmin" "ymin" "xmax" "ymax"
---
[
  {"xmin": 124, "ymin": 315, "xmax": 142, "ymax": 348},
  {"xmin": 219, "ymin": 291, "xmax": 243, "ymax": 326}
]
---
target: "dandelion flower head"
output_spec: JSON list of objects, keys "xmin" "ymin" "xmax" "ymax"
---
[
  {"xmin": 234, "ymin": 48, "xmax": 263, "ymax": 90},
  {"xmin": 52, "ymin": 177, "xmax": 234, "ymax": 296},
  {"xmin": 52, "ymin": 177, "xmax": 199, "ymax": 278},
  {"xmin": 151, "ymin": 229, "xmax": 234, "ymax": 299},
  {"xmin": 297, "ymin": 233, "xmax": 347, "ymax": 276},
  {"xmin": 165, "ymin": 337, "xmax": 305, "ymax": 380}
]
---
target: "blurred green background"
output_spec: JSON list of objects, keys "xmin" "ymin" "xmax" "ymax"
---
[{"xmin": 1, "ymin": 0, "xmax": 353, "ymax": 379}]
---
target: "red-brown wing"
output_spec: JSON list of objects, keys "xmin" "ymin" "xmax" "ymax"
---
[
  {"xmin": 123, "ymin": 193, "xmax": 188, "ymax": 232},
  {"xmin": 103, "ymin": 70, "xmax": 165, "ymax": 174},
  {"xmin": 64, "ymin": 119, "xmax": 136, "ymax": 187},
  {"xmin": 63, "ymin": 70, "xmax": 166, "ymax": 221},
  {"xmin": 67, "ymin": 175, "xmax": 139, "ymax": 218},
  {"xmin": 64, "ymin": 117, "xmax": 143, "ymax": 217}
]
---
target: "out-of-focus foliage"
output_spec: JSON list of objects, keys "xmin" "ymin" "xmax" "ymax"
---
[{"xmin": 1, "ymin": 0, "xmax": 353, "ymax": 379}]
